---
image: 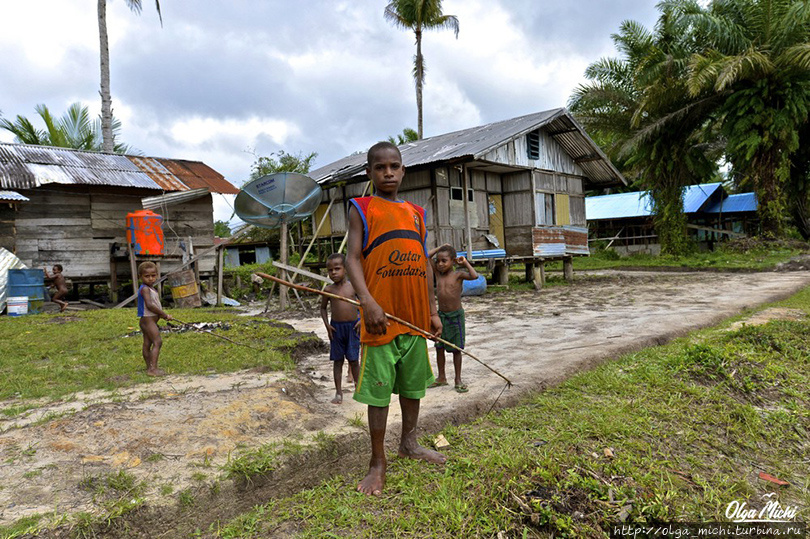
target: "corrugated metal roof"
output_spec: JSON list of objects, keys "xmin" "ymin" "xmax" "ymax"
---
[
  {"xmin": 586, "ymin": 190, "xmax": 654, "ymax": 220},
  {"xmin": 682, "ymin": 182, "xmax": 722, "ymax": 213},
  {"xmin": 0, "ymin": 190, "xmax": 29, "ymax": 202},
  {"xmin": 586, "ymin": 182, "xmax": 730, "ymax": 221},
  {"xmin": 310, "ymin": 108, "xmax": 625, "ymax": 188},
  {"xmin": 0, "ymin": 143, "xmax": 238, "ymax": 194},
  {"xmin": 704, "ymin": 192, "xmax": 758, "ymax": 213}
]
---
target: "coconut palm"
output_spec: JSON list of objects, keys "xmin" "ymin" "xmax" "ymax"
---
[
  {"xmin": 98, "ymin": 0, "xmax": 162, "ymax": 153},
  {"xmin": 0, "ymin": 103, "xmax": 134, "ymax": 153},
  {"xmin": 385, "ymin": 0, "xmax": 459, "ymax": 139},
  {"xmin": 672, "ymin": 0, "xmax": 810, "ymax": 237}
]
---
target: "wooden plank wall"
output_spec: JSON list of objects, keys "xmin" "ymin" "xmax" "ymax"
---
[
  {"xmin": 317, "ymin": 161, "xmax": 587, "ymax": 258},
  {"xmin": 5, "ymin": 186, "xmax": 216, "ymax": 279},
  {"xmin": 0, "ymin": 204, "xmax": 19, "ymax": 252}
]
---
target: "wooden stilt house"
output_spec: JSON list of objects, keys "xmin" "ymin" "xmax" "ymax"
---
[
  {"xmin": 308, "ymin": 108, "xmax": 626, "ymax": 286},
  {"xmin": 0, "ymin": 143, "xmax": 239, "ymax": 300}
]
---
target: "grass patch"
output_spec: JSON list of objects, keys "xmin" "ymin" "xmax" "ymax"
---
[
  {"xmin": 211, "ymin": 289, "xmax": 810, "ymax": 538},
  {"xmin": 224, "ymin": 440, "xmax": 305, "ymax": 483},
  {"xmin": 545, "ymin": 241, "xmax": 806, "ymax": 272},
  {"xmin": 0, "ymin": 308, "xmax": 318, "ymax": 405}
]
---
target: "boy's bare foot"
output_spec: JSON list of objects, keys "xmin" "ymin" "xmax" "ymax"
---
[
  {"xmin": 331, "ymin": 393, "xmax": 343, "ymax": 404},
  {"xmin": 146, "ymin": 368, "xmax": 166, "ymax": 377},
  {"xmin": 58, "ymin": 301, "xmax": 67, "ymax": 312},
  {"xmin": 398, "ymin": 443, "xmax": 447, "ymax": 464},
  {"xmin": 357, "ymin": 461, "xmax": 386, "ymax": 496}
]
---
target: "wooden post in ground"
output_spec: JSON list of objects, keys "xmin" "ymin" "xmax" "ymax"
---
[
  {"xmin": 533, "ymin": 261, "xmax": 545, "ymax": 290},
  {"xmin": 109, "ymin": 250, "xmax": 118, "ymax": 303},
  {"xmin": 495, "ymin": 260, "xmax": 509, "ymax": 285},
  {"xmin": 127, "ymin": 240, "xmax": 138, "ymax": 296},
  {"xmin": 279, "ymin": 221, "xmax": 288, "ymax": 309},
  {"xmin": 217, "ymin": 246, "xmax": 224, "ymax": 306},
  {"xmin": 563, "ymin": 256, "xmax": 574, "ymax": 283},
  {"xmin": 462, "ymin": 164, "xmax": 474, "ymax": 262}
]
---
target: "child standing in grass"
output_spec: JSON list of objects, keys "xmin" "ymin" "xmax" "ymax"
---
[
  {"xmin": 137, "ymin": 261, "xmax": 172, "ymax": 376},
  {"xmin": 428, "ymin": 244, "xmax": 478, "ymax": 393},
  {"xmin": 346, "ymin": 141, "xmax": 446, "ymax": 497},
  {"xmin": 320, "ymin": 253, "xmax": 361, "ymax": 404},
  {"xmin": 43, "ymin": 264, "xmax": 69, "ymax": 312}
]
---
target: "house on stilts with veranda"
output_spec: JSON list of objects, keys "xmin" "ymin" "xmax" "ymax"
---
[{"xmin": 307, "ymin": 108, "xmax": 626, "ymax": 287}]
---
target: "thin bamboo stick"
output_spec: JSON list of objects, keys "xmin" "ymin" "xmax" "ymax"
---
[{"xmin": 254, "ymin": 271, "xmax": 512, "ymax": 387}]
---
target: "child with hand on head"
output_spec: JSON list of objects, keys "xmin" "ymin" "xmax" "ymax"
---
[
  {"xmin": 346, "ymin": 141, "xmax": 446, "ymax": 497},
  {"xmin": 137, "ymin": 261, "xmax": 172, "ymax": 376},
  {"xmin": 427, "ymin": 244, "xmax": 478, "ymax": 393},
  {"xmin": 43, "ymin": 264, "xmax": 69, "ymax": 312},
  {"xmin": 320, "ymin": 253, "xmax": 361, "ymax": 404}
]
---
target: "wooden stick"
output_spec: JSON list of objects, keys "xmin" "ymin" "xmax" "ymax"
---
[
  {"xmin": 254, "ymin": 271, "xmax": 513, "ymax": 387},
  {"xmin": 168, "ymin": 317, "xmax": 259, "ymax": 350}
]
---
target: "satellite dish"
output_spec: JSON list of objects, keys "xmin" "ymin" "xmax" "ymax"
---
[{"xmin": 235, "ymin": 172, "xmax": 323, "ymax": 229}]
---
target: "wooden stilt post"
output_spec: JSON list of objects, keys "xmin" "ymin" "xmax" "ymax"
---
[
  {"xmin": 533, "ymin": 261, "xmax": 545, "ymax": 291},
  {"xmin": 495, "ymin": 260, "xmax": 509, "ymax": 285},
  {"xmin": 563, "ymin": 256, "xmax": 574, "ymax": 283}
]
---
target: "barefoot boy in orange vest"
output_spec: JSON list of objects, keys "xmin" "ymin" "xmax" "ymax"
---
[{"xmin": 346, "ymin": 141, "xmax": 445, "ymax": 496}]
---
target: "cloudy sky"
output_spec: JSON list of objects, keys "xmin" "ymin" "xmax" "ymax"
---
[{"xmin": 0, "ymin": 0, "xmax": 660, "ymax": 226}]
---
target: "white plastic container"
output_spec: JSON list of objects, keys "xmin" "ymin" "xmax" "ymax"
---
[{"xmin": 7, "ymin": 296, "xmax": 29, "ymax": 316}]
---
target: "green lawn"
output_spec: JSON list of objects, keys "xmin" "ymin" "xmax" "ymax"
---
[
  {"xmin": 209, "ymin": 288, "xmax": 810, "ymax": 538},
  {"xmin": 545, "ymin": 243, "xmax": 806, "ymax": 272},
  {"xmin": 0, "ymin": 307, "xmax": 315, "ymax": 411}
]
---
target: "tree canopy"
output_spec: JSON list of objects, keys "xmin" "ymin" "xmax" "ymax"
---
[
  {"xmin": 0, "ymin": 102, "xmax": 134, "ymax": 154},
  {"xmin": 248, "ymin": 150, "xmax": 318, "ymax": 182},
  {"xmin": 571, "ymin": 0, "xmax": 810, "ymax": 245}
]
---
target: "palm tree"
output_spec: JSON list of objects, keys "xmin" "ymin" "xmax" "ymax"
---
[
  {"xmin": 98, "ymin": 0, "xmax": 162, "ymax": 153},
  {"xmin": 674, "ymin": 0, "xmax": 810, "ymax": 237},
  {"xmin": 385, "ymin": 0, "xmax": 459, "ymax": 139},
  {"xmin": 0, "ymin": 103, "xmax": 134, "ymax": 153},
  {"xmin": 387, "ymin": 127, "xmax": 419, "ymax": 145},
  {"xmin": 571, "ymin": 13, "xmax": 720, "ymax": 255}
]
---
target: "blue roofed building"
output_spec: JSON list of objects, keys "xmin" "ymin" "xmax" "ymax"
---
[{"xmin": 585, "ymin": 183, "xmax": 758, "ymax": 255}]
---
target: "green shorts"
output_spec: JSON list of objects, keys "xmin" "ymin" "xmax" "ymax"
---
[
  {"xmin": 436, "ymin": 309, "xmax": 465, "ymax": 351},
  {"xmin": 353, "ymin": 334, "xmax": 435, "ymax": 407}
]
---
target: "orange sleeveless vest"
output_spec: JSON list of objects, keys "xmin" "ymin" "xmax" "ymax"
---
[{"xmin": 349, "ymin": 196, "xmax": 430, "ymax": 346}]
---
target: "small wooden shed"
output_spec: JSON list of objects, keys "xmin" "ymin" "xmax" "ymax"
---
[
  {"xmin": 0, "ymin": 143, "xmax": 239, "ymax": 297},
  {"xmin": 308, "ymin": 108, "xmax": 626, "ymax": 285}
]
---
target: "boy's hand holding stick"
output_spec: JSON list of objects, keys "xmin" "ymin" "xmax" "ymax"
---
[{"xmin": 254, "ymin": 271, "xmax": 513, "ymax": 388}]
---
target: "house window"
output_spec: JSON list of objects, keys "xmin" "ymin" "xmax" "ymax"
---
[
  {"xmin": 450, "ymin": 187, "xmax": 474, "ymax": 202},
  {"xmin": 527, "ymin": 130, "xmax": 540, "ymax": 160}
]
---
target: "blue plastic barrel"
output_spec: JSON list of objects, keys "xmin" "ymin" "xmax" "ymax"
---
[
  {"xmin": 461, "ymin": 274, "xmax": 487, "ymax": 296},
  {"xmin": 8, "ymin": 269, "xmax": 46, "ymax": 314}
]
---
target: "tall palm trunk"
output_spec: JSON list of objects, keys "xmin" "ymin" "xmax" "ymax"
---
[
  {"xmin": 98, "ymin": 0, "xmax": 114, "ymax": 153},
  {"xmin": 415, "ymin": 29, "xmax": 424, "ymax": 139},
  {"xmin": 752, "ymin": 149, "xmax": 785, "ymax": 238}
]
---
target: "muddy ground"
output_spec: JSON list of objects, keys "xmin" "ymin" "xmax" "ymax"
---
[{"xmin": 1, "ymin": 269, "xmax": 809, "ymax": 536}]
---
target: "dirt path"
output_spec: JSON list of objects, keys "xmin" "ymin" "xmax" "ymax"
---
[{"xmin": 1, "ymin": 270, "xmax": 809, "ymax": 531}]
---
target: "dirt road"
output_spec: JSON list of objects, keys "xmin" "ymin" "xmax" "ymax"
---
[{"xmin": 1, "ymin": 269, "xmax": 808, "ymax": 532}]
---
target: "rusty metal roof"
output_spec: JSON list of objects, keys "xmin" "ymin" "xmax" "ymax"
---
[
  {"xmin": 310, "ymin": 108, "xmax": 626, "ymax": 188},
  {"xmin": 0, "ymin": 143, "xmax": 238, "ymax": 194}
]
